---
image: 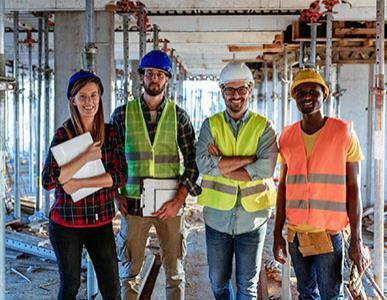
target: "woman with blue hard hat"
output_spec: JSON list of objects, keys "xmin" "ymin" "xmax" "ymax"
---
[{"xmin": 42, "ymin": 70, "xmax": 127, "ymax": 299}]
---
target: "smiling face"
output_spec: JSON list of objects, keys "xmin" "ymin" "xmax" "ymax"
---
[
  {"xmin": 294, "ymin": 82, "xmax": 324, "ymax": 115},
  {"xmin": 72, "ymin": 82, "xmax": 100, "ymax": 120},
  {"xmin": 221, "ymin": 80, "xmax": 252, "ymax": 118}
]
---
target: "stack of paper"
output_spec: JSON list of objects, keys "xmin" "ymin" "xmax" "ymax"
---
[{"xmin": 51, "ymin": 132, "xmax": 105, "ymax": 202}]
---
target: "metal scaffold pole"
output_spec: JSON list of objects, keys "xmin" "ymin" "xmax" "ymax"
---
[
  {"xmin": 35, "ymin": 16, "xmax": 43, "ymax": 213},
  {"xmin": 0, "ymin": 0, "xmax": 6, "ymax": 296},
  {"xmin": 272, "ymin": 56, "xmax": 279, "ymax": 131},
  {"xmin": 13, "ymin": 11, "xmax": 20, "ymax": 219},
  {"xmin": 281, "ymin": 45, "xmax": 289, "ymax": 128},
  {"xmin": 264, "ymin": 61, "xmax": 268, "ymax": 117},
  {"xmin": 373, "ymin": 0, "xmax": 385, "ymax": 291},
  {"xmin": 43, "ymin": 13, "xmax": 50, "ymax": 216},
  {"xmin": 309, "ymin": 23, "xmax": 319, "ymax": 68},
  {"xmin": 84, "ymin": 0, "xmax": 97, "ymax": 73},
  {"xmin": 122, "ymin": 14, "xmax": 129, "ymax": 102},
  {"xmin": 335, "ymin": 65, "xmax": 341, "ymax": 118},
  {"xmin": 153, "ymin": 24, "xmax": 159, "ymax": 51},
  {"xmin": 366, "ymin": 64, "xmax": 375, "ymax": 209},
  {"xmin": 324, "ymin": 11, "xmax": 334, "ymax": 116},
  {"xmin": 28, "ymin": 31, "xmax": 34, "ymax": 194},
  {"xmin": 139, "ymin": 4, "xmax": 146, "ymax": 60}
]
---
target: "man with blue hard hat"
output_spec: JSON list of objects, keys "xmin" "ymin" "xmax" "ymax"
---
[{"xmin": 110, "ymin": 50, "xmax": 200, "ymax": 300}]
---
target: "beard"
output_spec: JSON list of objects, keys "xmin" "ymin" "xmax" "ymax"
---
[{"xmin": 144, "ymin": 82, "xmax": 167, "ymax": 97}]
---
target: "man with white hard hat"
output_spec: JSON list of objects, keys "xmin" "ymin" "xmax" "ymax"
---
[{"xmin": 196, "ymin": 62, "xmax": 278, "ymax": 299}]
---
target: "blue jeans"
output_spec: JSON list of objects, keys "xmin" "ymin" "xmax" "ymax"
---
[
  {"xmin": 49, "ymin": 221, "xmax": 120, "ymax": 300},
  {"xmin": 205, "ymin": 223, "xmax": 267, "ymax": 300},
  {"xmin": 288, "ymin": 233, "xmax": 344, "ymax": 300}
]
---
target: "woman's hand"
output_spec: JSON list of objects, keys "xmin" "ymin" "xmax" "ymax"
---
[
  {"xmin": 83, "ymin": 141, "xmax": 102, "ymax": 162},
  {"xmin": 63, "ymin": 179, "xmax": 80, "ymax": 195}
]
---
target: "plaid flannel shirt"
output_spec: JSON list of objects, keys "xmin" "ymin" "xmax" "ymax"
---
[
  {"xmin": 42, "ymin": 123, "xmax": 127, "ymax": 227},
  {"xmin": 110, "ymin": 96, "xmax": 201, "ymax": 196}
]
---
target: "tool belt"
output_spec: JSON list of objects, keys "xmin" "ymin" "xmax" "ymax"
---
[
  {"xmin": 288, "ymin": 228, "xmax": 336, "ymax": 257},
  {"xmin": 125, "ymin": 198, "xmax": 143, "ymax": 217}
]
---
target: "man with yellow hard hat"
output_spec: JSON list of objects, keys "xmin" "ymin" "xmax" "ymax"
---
[{"xmin": 273, "ymin": 68, "xmax": 369, "ymax": 299}]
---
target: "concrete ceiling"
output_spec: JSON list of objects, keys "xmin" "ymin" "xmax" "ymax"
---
[{"xmin": 3, "ymin": 0, "xmax": 386, "ymax": 76}]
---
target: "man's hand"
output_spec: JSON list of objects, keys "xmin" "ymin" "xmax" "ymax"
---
[
  {"xmin": 273, "ymin": 234, "xmax": 287, "ymax": 264},
  {"xmin": 152, "ymin": 198, "xmax": 182, "ymax": 221},
  {"xmin": 208, "ymin": 143, "xmax": 220, "ymax": 156},
  {"xmin": 62, "ymin": 179, "xmax": 80, "ymax": 195},
  {"xmin": 115, "ymin": 192, "xmax": 128, "ymax": 215},
  {"xmin": 349, "ymin": 239, "xmax": 369, "ymax": 275}
]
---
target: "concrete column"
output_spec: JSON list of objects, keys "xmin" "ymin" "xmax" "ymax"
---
[
  {"xmin": 131, "ymin": 60, "xmax": 141, "ymax": 99},
  {"xmin": 54, "ymin": 11, "xmax": 114, "ymax": 127}
]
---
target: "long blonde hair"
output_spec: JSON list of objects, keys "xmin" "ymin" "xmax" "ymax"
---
[{"xmin": 65, "ymin": 77, "xmax": 105, "ymax": 144}]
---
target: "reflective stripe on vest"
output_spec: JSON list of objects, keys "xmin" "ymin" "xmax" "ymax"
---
[
  {"xmin": 279, "ymin": 117, "xmax": 351, "ymax": 231},
  {"xmin": 123, "ymin": 98, "xmax": 180, "ymax": 198},
  {"xmin": 286, "ymin": 173, "xmax": 346, "ymax": 185},
  {"xmin": 198, "ymin": 111, "xmax": 276, "ymax": 212}
]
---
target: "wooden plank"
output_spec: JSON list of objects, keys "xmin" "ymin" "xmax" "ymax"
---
[
  {"xmin": 335, "ymin": 28, "xmax": 376, "ymax": 36},
  {"xmin": 228, "ymin": 45, "xmax": 264, "ymax": 52}
]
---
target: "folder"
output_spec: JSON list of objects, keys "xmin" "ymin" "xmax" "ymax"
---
[{"xmin": 50, "ymin": 132, "xmax": 105, "ymax": 202}]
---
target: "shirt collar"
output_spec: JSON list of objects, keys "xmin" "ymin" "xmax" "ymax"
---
[{"xmin": 224, "ymin": 110, "xmax": 250, "ymax": 124}]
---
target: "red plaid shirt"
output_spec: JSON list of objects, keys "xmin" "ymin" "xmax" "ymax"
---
[{"xmin": 42, "ymin": 123, "xmax": 127, "ymax": 228}]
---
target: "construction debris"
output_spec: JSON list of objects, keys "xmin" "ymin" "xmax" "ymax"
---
[{"xmin": 11, "ymin": 267, "xmax": 32, "ymax": 283}]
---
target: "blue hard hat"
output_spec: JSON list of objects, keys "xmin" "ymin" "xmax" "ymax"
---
[
  {"xmin": 67, "ymin": 70, "xmax": 104, "ymax": 99},
  {"xmin": 139, "ymin": 50, "xmax": 172, "ymax": 77}
]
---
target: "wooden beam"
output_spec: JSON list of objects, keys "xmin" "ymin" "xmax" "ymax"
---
[
  {"xmin": 228, "ymin": 45, "xmax": 264, "ymax": 52},
  {"xmin": 335, "ymin": 28, "xmax": 376, "ymax": 36}
]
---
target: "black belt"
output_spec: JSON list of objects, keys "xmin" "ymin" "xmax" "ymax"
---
[{"xmin": 125, "ymin": 198, "xmax": 143, "ymax": 216}]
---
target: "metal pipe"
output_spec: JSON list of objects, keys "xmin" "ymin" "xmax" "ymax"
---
[
  {"xmin": 20, "ymin": 71, "xmax": 25, "ymax": 156},
  {"xmin": 373, "ymin": 0, "xmax": 385, "ymax": 290},
  {"xmin": 28, "ymin": 34, "xmax": 34, "ymax": 194},
  {"xmin": 335, "ymin": 65, "xmax": 341, "ymax": 118},
  {"xmin": 123, "ymin": 14, "xmax": 129, "ymax": 102},
  {"xmin": 13, "ymin": 11, "xmax": 20, "ymax": 219},
  {"xmin": 153, "ymin": 24, "xmax": 159, "ymax": 50},
  {"xmin": 35, "ymin": 16, "xmax": 43, "ymax": 213},
  {"xmin": 43, "ymin": 13, "xmax": 50, "ymax": 216},
  {"xmin": 366, "ymin": 64, "xmax": 375, "ymax": 209},
  {"xmin": 264, "ymin": 61, "xmax": 268, "ymax": 117},
  {"xmin": 324, "ymin": 12, "xmax": 334, "ymax": 116},
  {"xmin": 299, "ymin": 41, "xmax": 304, "ymax": 69},
  {"xmin": 280, "ymin": 46, "xmax": 291, "ymax": 300},
  {"xmin": 309, "ymin": 23, "xmax": 319, "ymax": 67},
  {"xmin": 281, "ymin": 45, "xmax": 289, "ymax": 128},
  {"xmin": 272, "ymin": 56, "xmax": 278, "ymax": 131},
  {"xmin": 84, "ymin": 0, "xmax": 96, "ymax": 72},
  {"xmin": 0, "ymin": 0, "xmax": 6, "ymax": 296},
  {"xmin": 139, "ymin": 4, "xmax": 146, "ymax": 59}
]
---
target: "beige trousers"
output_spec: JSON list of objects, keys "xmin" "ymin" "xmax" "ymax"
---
[{"xmin": 117, "ymin": 215, "xmax": 186, "ymax": 300}]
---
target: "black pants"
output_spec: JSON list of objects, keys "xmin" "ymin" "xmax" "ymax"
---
[{"xmin": 48, "ymin": 220, "xmax": 120, "ymax": 300}]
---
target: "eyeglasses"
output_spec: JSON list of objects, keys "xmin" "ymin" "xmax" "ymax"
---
[
  {"xmin": 223, "ymin": 86, "xmax": 249, "ymax": 96},
  {"xmin": 144, "ymin": 70, "xmax": 167, "ymax": 80}
]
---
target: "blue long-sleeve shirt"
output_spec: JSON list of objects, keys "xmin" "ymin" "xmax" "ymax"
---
[{"xmin": 196, "ymin": 110, "xmax": 278, "ymax": 235}]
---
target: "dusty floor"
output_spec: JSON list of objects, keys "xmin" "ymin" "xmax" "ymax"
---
[{"xmin": 4, "ymin": 201, "xmax": 387, "ymax": 299}]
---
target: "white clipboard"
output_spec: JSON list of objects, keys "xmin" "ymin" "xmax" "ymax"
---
[
  {"xmin": 141, "ymin": 179, "xmax": 183, "ymax": 216},
  {"xmin": 51, "ymin": 132, "xmax": 105, "ymax": 202}
]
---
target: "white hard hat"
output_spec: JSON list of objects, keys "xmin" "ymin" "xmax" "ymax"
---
[{"xmin": 219, "ymin": 62, "xmax": 254, "ymax": 87}]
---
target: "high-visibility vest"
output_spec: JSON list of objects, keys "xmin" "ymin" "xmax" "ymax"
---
[
  {"xmin": 279, "ymin": 117, "xmax": 351, "ymax": 231},
  {"xmin": 198, "ymin": 112, "xmax": 276, "ymax": 212},
  {"xmin": 123, "ymin": 98, "xmax": 180, "ymax": 198}
]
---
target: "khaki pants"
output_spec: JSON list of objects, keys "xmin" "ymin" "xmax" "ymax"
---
[{"xmin": 117, "ymin": 215, "xmax": 186, "ymax": 300}]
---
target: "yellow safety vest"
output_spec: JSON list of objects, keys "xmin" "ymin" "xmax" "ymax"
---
[
  {"xmin": 198, "ymin": 112, "xmax": 276, "ymax": 212},
  {"xmin": 123, "ymin": 98, "xmax": 180, "ymax": 198}
]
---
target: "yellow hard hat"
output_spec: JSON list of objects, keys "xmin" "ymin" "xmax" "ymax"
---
[{"xmin": 290, "ymin": 68, "xmax": 329, "ymax": 100}]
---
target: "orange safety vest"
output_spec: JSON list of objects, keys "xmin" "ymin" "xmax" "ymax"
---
[{"xmin": 279, "ymin": 118, "xmax": 351, "ymax": 231}]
